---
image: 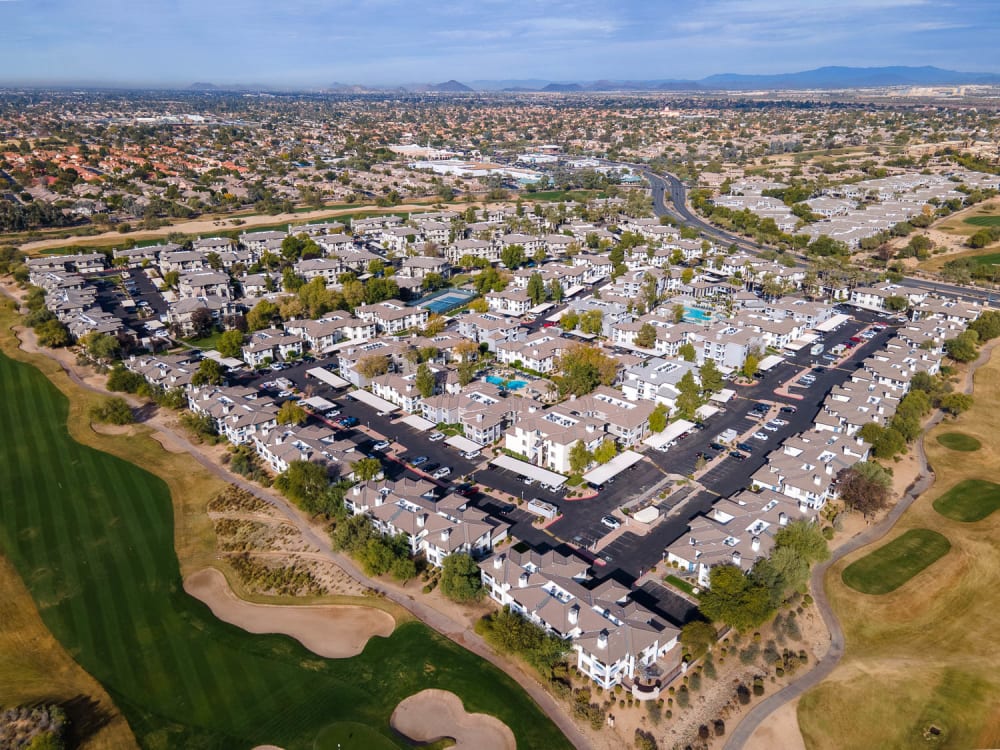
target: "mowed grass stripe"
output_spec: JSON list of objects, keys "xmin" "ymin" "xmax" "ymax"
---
[
  {"xmin": 0, "ymin": 350, "xmax": 573, "ymax": 750},
  {"xmin": 842, "ymin": 529, "xmax": 951, "ymax": 595}
]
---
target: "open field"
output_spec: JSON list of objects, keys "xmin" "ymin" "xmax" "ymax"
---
[
  {"xmin": 933, "ymin": 479, "xmax": 1000, "ymax": 522},
  {"xmin": 0, "ymin": 306, "xmax": 572, "ymax": 749},
  {"xmin": 0, "ymin": 555, "xmax": 137, "ymax": 750},
  {"xmin": 840, "ymin": 529, "xmax": 950, "ymax": 595},
  {"xmin": 798, "ymin": 347, "xmax": 1000, "ymax": 750},
  {"xmin": 935, "ymin": 432, "xmax": 981, "ymax": 451}
]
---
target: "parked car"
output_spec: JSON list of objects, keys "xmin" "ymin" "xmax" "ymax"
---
[
  {"xmin": 770, "ymin": 418, "xmax": 789, "ymax": 427},
  {"xmin": 780, "ymin": 406, "xmax": 797, "ymax": 414},
  {"xmin": 373, "ymin": 440, "xmax": 391, "ymax": 451},
  {"xmin": 463, "ymin": 450, "xmax": 481, "ymax": 459},
  {"xmin": 432, "ymin": 466, "xmax": 452, "ymax": 479},
  {"xmin": 376, "ymin": 410, "xmax": 391, "ymax": 417},
  {"xmin": 752, "ymin": 431, "xmax": 769, "ymax": 441},
  {"xmin": 325, "ymin": 409, "xmax": 341, "ymax": 419},
  {"xmin": 709, "ymin": 442, "xmax": 726, "ymax": 451},
  {"xmin": 424, "ymin": 462, "xmax": 441, "ymax": 474},
  {"xmin": 410, "ymin": 455, "xmax": 429, "ymax": 466},
  {"xmin": 339, "ymin": 416, "xmax": 359, "ymax": 427},
  {"xmin": 736, "ymin": 441, "xmax": 754, "ymax": 452},
  {"xmin": 763, "ymin": 423, "xmax": 779, "ymax": 432},
  {"xmin": 522, "ymin": 477, "xmax": 536, "ymax": 486},
  {"xmin": 729, "ymin": 451, "xmax": 747, "ymax": 461},
  {"xmin": 601, "ymin": 515, "xmax": 621, "ymax": 530},
  {"xmin": 697, "ymin": 451, "xmax": 715, "ymax": 461},
  {"xmin": 428, "ymin": 431, "xmax": 445, "ymax": 442}
]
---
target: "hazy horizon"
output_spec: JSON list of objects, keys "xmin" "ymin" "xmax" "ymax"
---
[{"xmin": 1, "ymin": 0, "xmax": 998, "ymax": 87}]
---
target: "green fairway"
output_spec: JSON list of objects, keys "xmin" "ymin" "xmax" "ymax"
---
[
  {"xmin": 0, "ymin": 350, "xmax": 571, "ymax": 750},
  {"xmin": 933, "ymin": 479, "xmax": 1000, "ymax": 522},
  {"xmin": 936, "ymin": 432, "xmax": 982, "ymax": 452},
  {"xmin": 842, "ymin": 529, "xmax": 951, "ymax": 595},
  {"xmin": 965, "ymin": 216, "xmax": 1000, "ymax": 227}
]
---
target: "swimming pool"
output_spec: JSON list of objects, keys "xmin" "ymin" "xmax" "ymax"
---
[
  {"xmin": 684, "ymin": 307, "xmax": 713, "ymax": 323},
  {"xmin": 486, "ymin": 375, "xmax": 528, "ymax": 390}
]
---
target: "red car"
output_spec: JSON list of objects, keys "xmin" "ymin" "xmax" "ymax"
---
[{"xmin": 542, "ymin": 321, "xmax": 556, "ymax": 328}]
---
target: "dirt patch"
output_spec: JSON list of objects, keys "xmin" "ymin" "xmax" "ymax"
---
[
  {"xmin": 183, "ymin": 568, "xmax": 394, "ymax": 658},
  {"xmin": 744, "ymin": 697, "xmax": 806, "ymax": 750},
  {"xmin": 390, "ymin": 689, "xmax": 516, "ymax": 750}
]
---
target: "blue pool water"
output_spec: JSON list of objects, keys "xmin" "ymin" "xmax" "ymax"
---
[
  {"xmin": 486, "ymin": 375, "xmax": 528, "ymax": 390},
  {"xmin": 684, "ymin": 307, "xmax": 713, "ymax": 323}
]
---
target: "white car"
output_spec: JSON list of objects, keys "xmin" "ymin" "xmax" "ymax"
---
[
  {"xmin": 462, "ymin": 450, "xmax": 481, "ymax": 459},
  {"xmin": 763, "ymin": 422, "xmax": 779, "ymax": 432},
  {"xmin": 432, "ymin": 466, "xmax": 452, "ymax": 479},
  {"xmin": 373, "ymin": 440, "xmax": 391, "ymax": 451},
  {"xmin": 752, "ymin": 431, "xmax": 769, "ymax": 441},
  {"xmin": 325, "ymin": 409, "xmax": 341, "ymax": 419},
  {"xmin": 428, "ymin": 431, "xmax": 445, "ymax": 442}
]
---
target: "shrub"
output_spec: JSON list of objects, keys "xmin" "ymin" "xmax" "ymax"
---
[
  {"xmin": 714, "ymin": 719, "xmax": 726, "ymax": 737},
  {"xmin": 736, "ymin": 684, "xmax": 751, "ymax": 705},
  {"xmin": 89, "ymin": 396, "xmax": 134, "ymax": 425}
]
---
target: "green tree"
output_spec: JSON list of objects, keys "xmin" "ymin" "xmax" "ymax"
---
[
  {"xmin": 680, "ymin": 620, "xmax": 718, "ymax": 659},
  {"xmin": 89, "ymin": 396, "xmax": 134, "ymax": 426},
  {"xmin": 884, "ymin": 295, "xmax": 908, "ymax": 312},
  {"xmin": 274, "ymin": 460, "xmax": 329, "ymax": 512},
  {"xmin": 678, "ymin": 342, "xmax": 697, "ymax": 362},
  {"xmin": 356, "ymin": 354, "xmax": 389, "ymax": 380},
  {"xmin": 569, "ymin": 440, "xmax": 593, "ymax": 474},
  {"xmin": 440, "ymin": 552, "xmax": 484, "ymax": 602},
  {"xmin": 35, "ymin": 319, "xmax": 71, "ymax": 348},
  {"xmin": 742, "ymin": 352, "xmax": 760, "ymax": 379},
  {"xmin": 560, "ymin": 310, "xmax": 579, "ymax": 330},
  {"xmin": 635, "ymin": 322, "xmax": 657, "ymax": 349},
  {"xmin": 699, "ymin": 359, "xmax": 724, "ymax": 395},
  {"xmin": 246, "ymin": 299, "xmax": 280, "ymax": 331},
  {"xmin": 191, "ymin": 358, "xmax": 224, "ymax": 386},
  {"xmin": 277, "ymin": 400, "xmax": 307, "ymax": 425},
  {"xmin": 773, "ymin": 521, "xmax": 829, "ymax": 565},
  {"xmin": 81, "ymin": 331, "xmax": 121, "ymax": 363},
  {"xmin": 672, "ymin": 303, "xmax": 686, "ymax": 323},
  {"xmin": 593, "ymin": 438, "xmax": 618, "ymax": 464},
  {"xmin": 649, "ymin": 402, "xmax": 668, "ymax": 433},
  {"xmin": 556, "ymin": 343, "xmax": 617, "ymax": 396},
  {"xmin": 550, "ymin": 279, "xmax": 564, "ymax": 303},
  {"xmin": 579, "ymin": 309, "xmax": 604, "ymax": 335},
  {"xmin": 415, "ymin": 363, "xmax": 436, "ymax": 398},
  {"xmin": 500, "ymin": 244, "xmax": 526, "ymax": 269},
  {"xmin": 699, "ymin": 564, "xmax": 774, "ymax": 632},
  {"xmin": 352, "ymin": 457, "xmax": 383, "ymax": 481},
  {"xmin": 944, "ymin": 330, "xmax": 979, "ymax": 362},
  {"xmin": 675, "ymin": 370, "xmax": 703, "ymax": 420},
  {"xmin": 969, "ymin": 310, "xmax": 1000, "ymax": 342},
  {"xmin": 940, "ymin": 392, "xmax": 973, "ymax": 416},
  {"xmin": 526, "ymin": 272, "xmax": 546, "ymax": 305},
  {"xmin": 217, "ymin": 329, "xmax": 245, "ymax": 358}
]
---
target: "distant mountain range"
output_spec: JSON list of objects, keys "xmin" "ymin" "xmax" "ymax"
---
[{"xmin": 187, "ymin": 66, "xmax": 1000, "ymax": 94}]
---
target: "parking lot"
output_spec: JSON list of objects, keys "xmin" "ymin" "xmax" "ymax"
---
[{"xmin": 226, "ymin": 304, "xmax": 898, "ymax": 586}]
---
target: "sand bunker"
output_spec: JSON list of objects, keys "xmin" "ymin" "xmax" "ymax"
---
[
  {"xmin": 391, "ymin": 689, "xmax": 516, "ymax": 750},
  {"xmin": 184, "ymin": 568, "xmax": 394, "ymax": 658}
]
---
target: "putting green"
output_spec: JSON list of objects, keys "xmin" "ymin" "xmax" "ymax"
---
[
  {"xmin": 0, "ymin": 350, "xmax": 570, "ymax": 750},
  {"xmin": 933, "ymin": 479, "xmax": 1000, "ymax": 522},
  {"xmin": 842, "ymin": 529, "xmax": 951, "ymax": 595},
  {"xmin": 936, "ymin": 432, "xmax": 982, "ymax": 452}
]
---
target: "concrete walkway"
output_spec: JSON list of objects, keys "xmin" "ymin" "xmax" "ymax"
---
[
  {"xmin": 724, "ymin": 339, "xmax": 997, "ymax": 749},
  {"xmin": 0, "ymin": 296, "xmax": 593, "ymax": 750}
]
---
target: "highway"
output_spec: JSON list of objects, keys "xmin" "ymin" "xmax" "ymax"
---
[{"xmin": 630, "ymin": 164, "xmax": 999, "ymax": 309}]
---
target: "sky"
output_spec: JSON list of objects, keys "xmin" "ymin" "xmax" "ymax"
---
[{"xmin": 0, "ymin": 0, "xmax": 998, "ymax": 87}]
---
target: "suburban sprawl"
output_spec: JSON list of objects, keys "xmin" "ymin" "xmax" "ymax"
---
[{"xmin": 2, "ymin": 84, "xmax": 1000, "ymax": 750}]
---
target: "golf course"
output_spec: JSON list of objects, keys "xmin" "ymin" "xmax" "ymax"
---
[
  {"xmin": 0, "ymin": 345, "xmax": 572, "ymax": 750},
  {"xmin": 798, "ymin": 349, "xmax": 1000, "ymax": 750}
]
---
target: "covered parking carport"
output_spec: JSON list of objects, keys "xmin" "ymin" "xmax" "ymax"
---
[
  {"xmin": 489, "ymin": 455, "xmax": 567, "ymax": 488},
  {"xmin": 582, "ymin": 450, "xmax": 644, "ymax": 486}
]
